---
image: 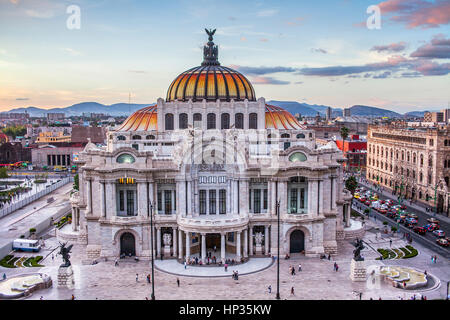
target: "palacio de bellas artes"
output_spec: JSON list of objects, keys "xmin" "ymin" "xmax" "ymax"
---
[
  {"xmin": 1, "ymin": 1, "xmax": 449, "ymax": 308},
  {"xmin": 71, "ymin": 30, "xmax": 351, "ymax": 263}
]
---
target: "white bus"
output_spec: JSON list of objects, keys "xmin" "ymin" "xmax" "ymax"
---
[{"xmin": 12, "ymin": 239, "xmax": 41, "ymax": 252}]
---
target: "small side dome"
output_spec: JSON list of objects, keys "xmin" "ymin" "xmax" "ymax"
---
[{"xmin": 289, "ymin": 152, "xmax": 307, "ymax": 162}]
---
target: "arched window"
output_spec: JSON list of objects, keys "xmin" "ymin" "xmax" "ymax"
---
[
  {"xmin": 249, "ymin": 113, "xmax": 258, "ymax": 129},
  {"xmin": 165, "ymin": 113, "xmax": 174, "ymax": 130},
  {"xmin": 207, "ymin": 113, "xmax": 216, "ymax": 129},
  {"xmin": 146, "ymin": 135, "xmax": 155, "ymax": 140},
  {"xmin": 413, "ymin": 153, "xmax": 416, "ymax": 163},
  {"xmin": 179, "ymin": 113, "xmax": 188, "ymax": 129},
  {"xmin": 132, "ymin": 135, "xmax": 141, "ymax": 140},
  {"xmin": 296, "ymin": 133, "xmax": 305, "ymax": 139},
  {"xmin": 420, "ymin": 154, "xmax": 424, "ymax": 167},
  {"xmin": 117, "ymin": 153, "xmax": 135, "ymax": 164},
  {"xmin": 289, "ymin": 152, "xmax": 307, "ymax": 162},
  {"xmin": 419, "ymin": 172, "xmax": 423, "ymax": 182},
  {"xmin": 193, "ymin": 113, "xmax": 202, "ymax": 129},
  {"xmin": 428, "ymin": 156, "xmax": 433, "ymax": 167},
  {"xmin": 221, "ymin": 113, "xmax": 230, "ymax": 129},
  {"xmin": 281, "ymin": 133, "xmax": 290, "ymax": 138},
  {"xmin": 117, "ymin": 135, "xmax": 126, "ymax": 141},
  {"xmin": 235, "ymin": 113, "xmax": 244, "ymax": 129}
]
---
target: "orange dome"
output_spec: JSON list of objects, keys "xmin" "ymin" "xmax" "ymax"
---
[
  {"xmin": 166, "ymin": 65, "xmax": 255, "ymax": 103},
  {"xmin": 116, "ymin": 104, "xmax": 305, "ymax": 132}
]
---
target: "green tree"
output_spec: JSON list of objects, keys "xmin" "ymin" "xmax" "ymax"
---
[
  {"xmin": 2, "ymin": 125, "xmax": 27, "ymax": 139},
  {"xmin": 0, "ymin": 167, "xmax": 8, "ymax": 178},
  {"xmin": 345, "ymin": 176, "xmax": 358, "ymax": 195},
  {"xmin": 340, "ymin": 126, "xmax": 349, "ymax": 141},
  {"xmin": 73, "ymin": 173, "xmax": 79, "ymax": 191}
]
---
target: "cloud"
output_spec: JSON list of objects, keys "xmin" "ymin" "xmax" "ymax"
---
[
  {"xmin": 25, "ymin": 9, "xmax": 55, "ymax": 19},
  {"xmin": 400, "ymin": 72, "xmax": 422, "ymax": 78},
  {"xmin": 15, "ymin": 98, "xmax": 29, "ymax": 101},
  {"xmin": 412, "ymin": 59, "xmax": 450, "ymax": 75},
  {"xmin": 61, "ymin": 48, "xmax": 81, "ymax": 56},
  {"xmin": 377, "ymin": 0, "xmax": 450, "ymax": 29},
  {"xmin": 410, "ymin": 34, "xmax": 450, "ymax": 58},
  {"xmin": 250, "ymin": 76, "xmax": 290, "ymax": 85},
  {"xmin": 260, "ymin": 38, "xmax": 269, "ymax": 42},
  {"xmin": 257, "ymin": 9, "xmax": 279, "ymax": 17},
  {"xmin": 373, "ymin": 71, "xmax": 392, "ymax": 79},
  {"xmin": 232, "ymin": 65, "xmax": 297, "ymax": 75},
  {"xmin": 371, "ymin": 42, "xmax": 407, "ymax": 53},
  {"xmin": 286, "ymin": 17, "xmax": 305, "ymax": 26},
  {"xmin": 311, "ymin": 48, "xmax": 328, "ymax": 54}
]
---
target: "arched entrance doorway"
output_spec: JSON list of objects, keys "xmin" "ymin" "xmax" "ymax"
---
[
  {"xmin": 120, "ymin": 232, "xmax": 136, "ymax": 256},
  {"xmin": 290, "ymin": 230, "xmax": 305, "ymax": 253}
]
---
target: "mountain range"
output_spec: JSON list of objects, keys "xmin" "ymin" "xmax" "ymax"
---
[{"xmin": 0, "ymin": 101, "xmax": 439, "ymax": 118}]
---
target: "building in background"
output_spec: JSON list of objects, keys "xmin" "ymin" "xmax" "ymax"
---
[
  {"xmin": 35, "ymin": 131, "xmax": 71, "ymax": 144},
  {"xmin": 326, "ymin": 107, "xmax": 332, "ymax": 121},
  {"xmin": 343, "ymin": 108, "xmax": 351, "ymax": 117},
  {"xmin": 424, "ymin": 112, "xmax": 444, "ymax": 123},
  {"xmin": 46, "ymin": 113, "xmax": 65, "ymax": 122},
  {"xmin": 0, "ymin": 142, "xmax": 32, "ymax": 164},
  {"xmin": 71, "ymin": 126, "xmax": 106, "ymax": 144},
  {"xmin": 31, "ymin": 142, "xmax": 85, "ymax": 168},
  {"xmin": 367, "ymin": 124, "xmax": 450, "ymax": 216},
  {"xmin": 335, "ymin": 135, "xmax": 367, "ymax": 171}
]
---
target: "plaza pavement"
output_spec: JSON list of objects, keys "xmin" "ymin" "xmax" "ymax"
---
[{"xmin": 1, "ymin": 214, "xmax": 448, "ymax": 300}]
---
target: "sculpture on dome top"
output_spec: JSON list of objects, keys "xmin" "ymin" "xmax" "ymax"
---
[{"xmin": 202, "ymin": 28, "xmax": 220, "ymax": 66}]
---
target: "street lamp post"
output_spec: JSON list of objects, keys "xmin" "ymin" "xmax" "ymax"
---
[
  {"xmin": 276, "ymin": 200, "xmax": 280, "ymax": 300},
  {"xmin": 149, "ymin": 202, "xmax": 155, "ymax": 300}
]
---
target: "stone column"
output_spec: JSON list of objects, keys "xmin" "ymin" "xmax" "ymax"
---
[
  {"xmin": 187, "ymin": 180, "xmax": 192, "ymax": 217},
  {"xmin": 137, "ymin": 182, "xmax": 147, "ymax": 217},
  {"xmin": 221, "ymin": 233, "xmax": 226, "ymax": 263},
  {"xmin": 148, "ymin": 181, "xmax": 155, "ymax": 209},
  {"xmin": 239, "ymin": 180, "xmax": 249, "ymax": 216},
  {"xmin": 99, "ymin": 181, "xmax": 106, "ymax": 218},
  {"xmin": 236, "ymin": 231, "xmax": 241, "ymax": 260},
  {"xmin": 86, "ymin": 179, "xmax": 92, "ymax": 215},
  {"xmin": 71, "ymin": 207, "xmax": 77, "ymax": 231},
  {"xmin": 267, "ymin": 181, "xmax": 272, "ymax": 215},
  {"xmin": 331, "ymin": 176, "xmax": 337, "ymax": 210},
  {"xmin": 178, "ymin": 229, "xmax": 183, "ymax": 260},
  {"xmin": 249, "ymin": 226, "xmax": 253, "ymax": 256},
  {"xmin": 177, "ymin": 180, "xmax": 186, "ymax": 216},
  {"xmin": 278, "ymin": 179, "xmax": 288, "ymax": 216},
  {"xmin": 105, "ymin": 181, "xmax": 114, "ymax": 218},
  {"xmin": 173, "ymin": 227, "xmax": 177, "ymax": 257},
  {"xmin": 264, "ymin": 225, "xmax": 269, "ymax": 255},
  {"xmin": 233, "ymin": 180, "xmax": 239, "ymax": 215},
  {"xmin": 185, "ymin": 232, "xmax": 191, "ymax": 262},
  {"xmin": 243, "ymin": 229, "xmax": 248, "ymax": 258},
  {"xmin": 226, "ymin": 179, "xmax": 231, "ymax": 214},
  {"xmin": 318, "ymin": 179, "xmax": 324, "ymax": 216},
  {"xmin": 346, "ymin": 204, "xmax": 351, "ymax": 227},
  {"xmin": 156, "ymin": 227, "xmax": 161, "ymax": 257},
  {"xmin": 201, "ymin": 233, "xmax": 206, "ymax": 263}
]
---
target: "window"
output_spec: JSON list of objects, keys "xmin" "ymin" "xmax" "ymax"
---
[
  {"xmin": 253, "ymin": 189, "xmax": 261, "ymax": 214},
  {"xmin": 146, "ymin": 135, "xmax": 155, "ymax": 140},
  {"xmin": 263, "ymin": 189, "xmax": 268, "ymax": 210},
  {"xmin": 207, "ymin": 113, "xmax": 216, "ymax": 129},
  {"xmin": 119, "ymin": 190, "xmax": 124, "ymax": 211},
  {"xmin": 235, "ymin": 113, "xmax": 244, "ymax": 129},
  {"xmin": 199, "ymin": 190, "xmax": 206, "ymax": 214},
  {"xmin": 179, "ymin": 113, "xmax": 188, "ymax": 129},
  {"xmin": 157, "ymin": 191, "xmax": 162, "ymax": 211},
  {"xmin": 193, "ymin": 113, "xmax": 202, "ymax": 129},
  {"xmin": 132, "ymin": 135, "xmax": 141, "ymax": 140},
  {"xmin": 221, "ymin": 113, "xmax": 230, "ymax": 129},
  {"xmin": 126, "ymin": 190, "xmax": 134, "ymax": 216},
  {"xmin": 164, "ymin": 190, "xmax": 172, "ymax": 214},
  {"xmin": 290, "ymin": 188, "xmax": 298, "ymax": 213},
  {"xmin": 429, "ymin": 139, "xmax": 434, "ymax": 146},
  {"xmin": 249, "ymin": 113, "xmax": 258, "ymax": 129},
  {"xmin": 219, "ymin": 189, "xmax": 226, "ymax": 214},
  {"xmin": 117, "ymin": 135, "xmax": 126, "ymax": 141},
  {"xmin": 165, "ymin": 113, "xmax": 174, "ymax": 130},
  {"xmin": 132, "ymin": 144, "xmax": 138, "ymax": 150},
  {"xmin": 284, "ymin": 142, "xmax": 291, "ymax": 150},
  {"xmin": 289, "ymin": 152, "xmax": 307, "ymax": 162},
  {"xmin": 281, "ymin": 133, "xmax": 290, "ymax": 138},
  {"xmin": 296, "ymin": 133, "xmax": 305, "ymax": 139},
  {"xmin": 209, "ymin": 190, "xmax": 216, "ymax": 214},
  {"xmin": 117, "ymin": 153, "xmax": 135, "ymax": 164}
]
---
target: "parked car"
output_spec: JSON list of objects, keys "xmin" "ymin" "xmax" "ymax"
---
[
  {"xmin": 432, "ymin": 230, "xmax": 445, "ymax": 238},
  {"xmin": 427, "ymin": 217, "xmax": 440, "ymax": 224},
  {"xmin": 413, "ymin": 226, "xmax": 426, "ymax": 235},
  {"xmin": 436, "ymin": 238, "xmax": 449, "ymax": 247},
  {"xmin": 405, "ymin": 218, "xmax": 417, "ymax": 225},
  {"xmin": 408, "ymin": 213, "xmax": 418, "ymax": 219},
  {"xmin": 424, "ymin": 224, "xmax": 439, "ymax": 232}
]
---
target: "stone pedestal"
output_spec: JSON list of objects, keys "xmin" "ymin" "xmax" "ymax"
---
[
  {"xmin": 255, "ymin": 244, "xmax": 262, "ymax": 255},
  {"xmin": 58, "ymin": 265, "xmax": 74, "ymax": 289},
  {"xmin": 350, "ymin": 259, "xmax": 366, "ymax": 282},
  {"xmin": 163, "ymin": 245, "xmax": 171, "ymax": 257}
]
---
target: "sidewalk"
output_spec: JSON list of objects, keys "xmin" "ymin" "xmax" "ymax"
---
[{"xmin": 357, "ymin": 180, "xmax": 450, "ymax": 225}]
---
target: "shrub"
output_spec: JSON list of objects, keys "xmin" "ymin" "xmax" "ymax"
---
[
  {"xmin": 404, "ymin": 245, "xmax": 418, "ymax": 258},
  {"xmin": 383, "ymin": 221, "xmax": 388, "ymax": 225},
  {"xmin": 29, "ymin": 228, "xmax": 36, "ymax": 233},
  {"xmin": 364, "ymin": 209, "xmax": 370, "ymax": 214},
  {"xmin": 391, "ymin": 226, "xmax": 397, "ymax": 233}
]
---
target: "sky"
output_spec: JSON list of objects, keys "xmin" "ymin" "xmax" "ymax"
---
[{"xmin": 0, "ymin": 0, "xmax": 449, "ymax": 113}]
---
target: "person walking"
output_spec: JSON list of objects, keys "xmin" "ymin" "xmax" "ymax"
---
[
  {"xmin": 298, "ymin": 264, "xmax": 302, "ymax": 272},
  {"xmin": 389, "ymin": 239, "xmax": 392, "ymax": 247},
  {"xmin": 291, "ymin": 287, "xmax": 295, "ymax": 295},
  {"xmin": 335, "ymin": 264, "xmax": 339, "ymax": 272},
  {"xmin": 177, "ymin": 278, "xmax": 180, "ymax": 287},
  {"xmin": 2, "ymin": 273, "xmax": 6, "ymax": 280},
  {"xmin": 268, "ymin": 285, "xmax": 272, "ymax": 294},
  {"xmin": 434, "ymin": 255, "xmax": 437, "ymax": 263},
  {"xmin": 184, "ymin": 261, "xmax": 187, "ymax": 269},
  {"xmin": 136, "ymin": 273, "xmax": 139, "ymax": 282}
]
